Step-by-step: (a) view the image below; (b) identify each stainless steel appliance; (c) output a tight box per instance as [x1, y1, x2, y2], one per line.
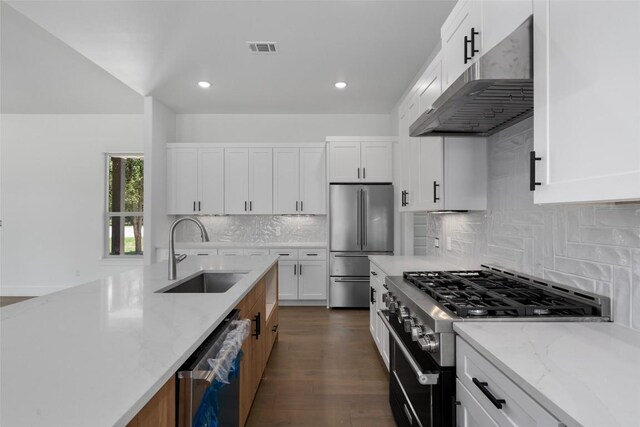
[177, 310, 243, 427]
[380, 265, 610, 427]
[329, 184, 393, 308]
[410, 17, 533, 138]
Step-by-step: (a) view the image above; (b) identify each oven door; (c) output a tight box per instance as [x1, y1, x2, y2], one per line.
[378, 310, 455, 427]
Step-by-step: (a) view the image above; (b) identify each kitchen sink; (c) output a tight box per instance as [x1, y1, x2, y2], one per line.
[159, 272, 248, 293]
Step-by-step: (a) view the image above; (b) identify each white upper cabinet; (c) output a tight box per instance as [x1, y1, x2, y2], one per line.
[441, 0, 532, 92]
[167, 148, 199, 214]
[248, 148, 273, 214]
[398, 99, 412, 212]
[361, 142, 393, 182]
[225, 148, 272, 214]
[274, 147, 326, 215]
[273, 148, 300, 215]
[328, 141, 360, 182]
[533, 0, 640, 203]
[299, 147, 326, 214]
[417, 54, 443, 118]
[441, 0, 482, 89]
[198, 148, 224, 214]
[328, 139, 393, 183]
[167, 148, 223, 215]
[224, 148, 250, 214]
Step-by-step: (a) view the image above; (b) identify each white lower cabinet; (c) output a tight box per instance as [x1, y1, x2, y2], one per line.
[277, 260, 299, 300]
[457, 379, 499, 427]
[269, 248, 327, 302]
[369, 262, 389, 370]
[457, 337, 561, 426]
[298, 261, 327, 300]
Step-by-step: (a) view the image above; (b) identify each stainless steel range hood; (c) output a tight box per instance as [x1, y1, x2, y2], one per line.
[410, 17, 533, 138]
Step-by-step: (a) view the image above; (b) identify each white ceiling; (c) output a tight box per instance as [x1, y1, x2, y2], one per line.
[3, 0, 455, 114]
[0, 2, 143, 114]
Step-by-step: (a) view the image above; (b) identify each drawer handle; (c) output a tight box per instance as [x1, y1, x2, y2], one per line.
[306, 253, 318, 256]
[371, 271, 377, 276]
[472, 377, 506, 409]
[272, 324, 279, 333]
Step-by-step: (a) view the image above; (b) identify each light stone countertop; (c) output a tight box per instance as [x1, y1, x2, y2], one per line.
[368, 255, 476, 276]
[0, 255, 278, 427]
[157, 241, 327, 249]
[454, 322, 640, 427]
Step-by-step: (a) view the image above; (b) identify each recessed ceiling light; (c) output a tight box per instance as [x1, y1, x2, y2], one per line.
[198, 81, 211, 88]
[334, 81, 347, 89]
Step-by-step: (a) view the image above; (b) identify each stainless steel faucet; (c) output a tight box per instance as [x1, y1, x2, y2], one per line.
[168, 217, 210, 280]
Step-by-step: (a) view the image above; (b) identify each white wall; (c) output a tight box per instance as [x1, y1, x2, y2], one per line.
[144, 98, 175, 265]
[176, 114, 391, 143]
[0, 114, 144, 295]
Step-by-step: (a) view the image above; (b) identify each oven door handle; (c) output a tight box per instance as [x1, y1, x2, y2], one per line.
[378, 310, 439, 386]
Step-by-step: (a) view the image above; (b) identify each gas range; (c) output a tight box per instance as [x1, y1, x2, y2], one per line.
[383, 265, 611, 367]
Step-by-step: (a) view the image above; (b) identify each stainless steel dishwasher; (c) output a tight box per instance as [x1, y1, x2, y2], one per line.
[176, 309, 249, 427]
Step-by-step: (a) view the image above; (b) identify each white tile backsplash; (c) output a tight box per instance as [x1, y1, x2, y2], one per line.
[175, 215, 326, 244]
[414, 117, 640, 330]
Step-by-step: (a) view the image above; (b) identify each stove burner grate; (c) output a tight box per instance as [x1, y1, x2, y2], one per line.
[403, 270, 599, 319]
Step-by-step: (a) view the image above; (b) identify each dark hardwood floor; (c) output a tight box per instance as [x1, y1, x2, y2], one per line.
[246, 306, 396, 427]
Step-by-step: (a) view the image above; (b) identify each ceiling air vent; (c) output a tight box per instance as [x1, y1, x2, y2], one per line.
[247, 41, 278, 54]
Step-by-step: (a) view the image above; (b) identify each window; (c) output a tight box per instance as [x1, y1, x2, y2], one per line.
[106, 154, 143, 257]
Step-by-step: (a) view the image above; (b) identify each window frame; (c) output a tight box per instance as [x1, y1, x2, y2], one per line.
[104, 153, 144, 259]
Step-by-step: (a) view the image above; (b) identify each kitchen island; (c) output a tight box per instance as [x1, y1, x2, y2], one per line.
[0, 255, 278, 426]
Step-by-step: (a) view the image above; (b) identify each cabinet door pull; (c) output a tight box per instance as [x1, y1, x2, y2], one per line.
[371, 271, 377, 276]
[299, 263, 302, 275]
[300, 201, 303, 212]
[464, 35, 471, 64]
[529, 151, 542, 191]
[296, 201, 299, 212]
[433, 181, 440, 204]
[357, 167, 360, 179]
[363, 168, 366, 179]
[198, 201, 201, 211]
[472, 377, 506, 409]
[370, 287, 376, 304]
[294, 264, 297, 275]
[470, 27, 480, 57]
[250, 201, 253, 211]
[244, 201, 247, 211]
[252, 312, 261, 339]
[193, 201, 196, 212]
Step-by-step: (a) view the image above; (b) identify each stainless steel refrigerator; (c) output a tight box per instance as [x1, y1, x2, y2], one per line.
[329, 184, 394, 308]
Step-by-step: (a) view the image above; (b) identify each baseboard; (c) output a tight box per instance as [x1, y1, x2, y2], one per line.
[278, 300, 327, 307]
[0, 286, 67, 297]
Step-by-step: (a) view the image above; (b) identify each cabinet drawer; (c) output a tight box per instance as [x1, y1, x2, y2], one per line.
[218, 248, 244, 256]
[369, 263, 386, 283]
[456, 337, 561, 427]
[269, 248, 298, 258]
[456, 379, 499, 427]
[244, 248, 269, 256]
[299, 249, 326, 260]
[189, 249, 218, 256]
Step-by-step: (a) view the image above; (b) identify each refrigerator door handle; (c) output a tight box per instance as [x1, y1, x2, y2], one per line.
[362, 189, 367, 247]
[356, 189, 361, 247]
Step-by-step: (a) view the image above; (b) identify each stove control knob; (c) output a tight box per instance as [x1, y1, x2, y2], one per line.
[411, 325, 425, 342]
[418, 334, 439, 353]
[397, 306, 409, 323]
[403, 317, 416, 333]
[389, 301, 398, 312]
